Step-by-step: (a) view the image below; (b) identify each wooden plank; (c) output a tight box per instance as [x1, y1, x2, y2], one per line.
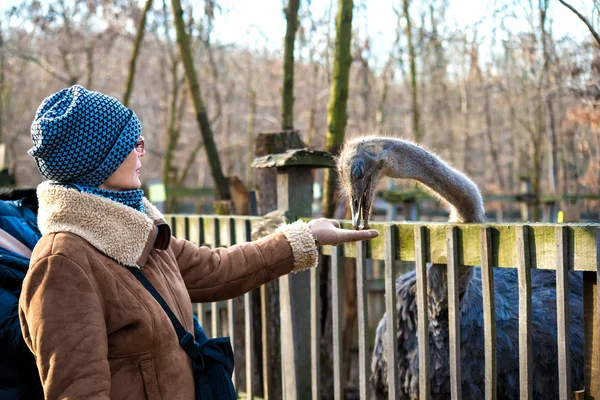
[212, 302, 220, 338]
[277, 168, 313, 399]
[199, 217, 205, 246]
[227, 297, 237, 388]
[195, 216, 207, 332]
[251, 148, 335, 169]
[226, 224, 238, 391]
[187, 216, 201, 246]
[356, 240, 370, 399]
[583, 271, 599, 398]
[516, 226, 532, 400]
[414, 225, 430, 399]
[174, 215, 187, 239]
[446, 227, 461, 400]
[245, 291, 254, 400]
[331, 246, 344, 400]
[234, 219, 251, 245]
[260, 284, 272, 400]
[555, 226, 571, 400]
[319, 222, 600, 271]
[583, 228, 600, 398]
[310, 257, 320, 400]
[480, 227, 497, 400]
[211, 218, 221, 339]
[203, 218, 215, 248]
[596, 227, 600, 397]
[208, 216, 229, 247]
[384, 226, 399, 399]
[196, 303, 205, 331]
[167, 217, 600, 272]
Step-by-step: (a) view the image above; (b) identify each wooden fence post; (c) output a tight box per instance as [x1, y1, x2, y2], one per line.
[253, 149, 334, 400]
[583, 227, 600, 399]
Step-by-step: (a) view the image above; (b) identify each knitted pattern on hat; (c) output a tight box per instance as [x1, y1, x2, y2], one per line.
[29, 85, 142, 186]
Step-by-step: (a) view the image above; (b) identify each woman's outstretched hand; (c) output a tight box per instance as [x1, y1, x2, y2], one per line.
[307, 218, 379, 247]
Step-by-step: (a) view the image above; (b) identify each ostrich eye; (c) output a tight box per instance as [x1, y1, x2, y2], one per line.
[351, 161, 364, 180]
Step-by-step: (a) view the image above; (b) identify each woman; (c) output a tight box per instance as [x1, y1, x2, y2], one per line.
[19, 85, 378, 400]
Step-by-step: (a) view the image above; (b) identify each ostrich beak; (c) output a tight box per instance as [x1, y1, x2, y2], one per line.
[352, 196, 363, 230]
[351, 177, 372, 230]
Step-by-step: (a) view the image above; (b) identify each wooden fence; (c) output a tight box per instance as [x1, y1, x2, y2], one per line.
[165, 213, 600, 399]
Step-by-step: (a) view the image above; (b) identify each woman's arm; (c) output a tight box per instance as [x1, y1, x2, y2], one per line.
[19, 255, 111, 400]
[173, 220, 318, 303]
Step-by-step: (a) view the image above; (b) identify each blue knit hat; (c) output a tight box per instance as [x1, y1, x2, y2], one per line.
[28, 85, 142, 186]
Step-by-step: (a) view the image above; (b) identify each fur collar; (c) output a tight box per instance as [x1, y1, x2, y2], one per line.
[37, 181, 171, 267]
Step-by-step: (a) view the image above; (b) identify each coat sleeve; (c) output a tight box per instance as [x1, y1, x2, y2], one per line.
[173, 220, 319, 303]
[19, 255, 111, 400]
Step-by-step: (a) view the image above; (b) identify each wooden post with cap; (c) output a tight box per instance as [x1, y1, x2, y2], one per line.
[253, 148, 334, 400]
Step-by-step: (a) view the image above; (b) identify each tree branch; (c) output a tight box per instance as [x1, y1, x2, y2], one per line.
[558, 0, 600, 47]
[176, 138, 204, 185]
[8, 49, 72, 84]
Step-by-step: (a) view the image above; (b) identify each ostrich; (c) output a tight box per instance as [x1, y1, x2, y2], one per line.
[337, 136, 583, 399]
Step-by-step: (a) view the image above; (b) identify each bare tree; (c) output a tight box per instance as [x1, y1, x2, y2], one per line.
[170, 0, 230, 202]
[282, 0, 300, 130]
[321, 0, 354, 219]
[402, 0, 421, 141]
[123, 0, 154, 107]
[558, 0, 600, 47]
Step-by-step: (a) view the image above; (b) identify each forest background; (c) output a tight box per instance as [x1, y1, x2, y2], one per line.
[1, 0, 599, 219]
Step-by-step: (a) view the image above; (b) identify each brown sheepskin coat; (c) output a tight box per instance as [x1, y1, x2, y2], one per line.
[19, 182, 318, 400]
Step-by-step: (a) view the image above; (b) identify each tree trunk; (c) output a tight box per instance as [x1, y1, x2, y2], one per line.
[123, 0, 153, 107]
[546, 96, 558, 194]
[539, 0, 558, 193]
[358, 56, 371, 132]
[321, 0, 353, 219]
[403, 0, 420, 142]
[484, 84, 505, 190]
[220, 103, 231, 174]
[460, 37, 471, 174]
[320, 2, 354, 397]
[163, 61, 184, 213]
[376, 60, 392, 129]
[170, 0, 230, 201]
[282, 0, 300, 131]
[306, 63, 319, 147]
[246, 88, 256, 187]
[85, 46, 94, 90]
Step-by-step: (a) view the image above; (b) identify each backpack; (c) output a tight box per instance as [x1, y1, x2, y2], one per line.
[189, 316, 237, 399]
[128, 267, 237, 400]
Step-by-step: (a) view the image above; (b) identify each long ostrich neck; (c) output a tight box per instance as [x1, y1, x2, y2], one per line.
[373, 138, 484, 309]
[381, 139, 485, 223]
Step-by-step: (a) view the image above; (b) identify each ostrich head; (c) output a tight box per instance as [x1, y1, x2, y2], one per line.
[338, 136, 485, 229]
[338, 138, 386, 230]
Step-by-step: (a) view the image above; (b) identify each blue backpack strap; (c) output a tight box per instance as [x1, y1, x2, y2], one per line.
[127, 267, 198, 357]
[127, 266, 237, 400]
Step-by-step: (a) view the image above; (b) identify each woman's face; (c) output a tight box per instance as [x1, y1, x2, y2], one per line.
[99, 138, 145, 191]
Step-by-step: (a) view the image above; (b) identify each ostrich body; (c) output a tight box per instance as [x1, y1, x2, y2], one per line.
[337, 136, 583, 399]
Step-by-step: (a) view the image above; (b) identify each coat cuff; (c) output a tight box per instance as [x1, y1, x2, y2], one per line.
[276, 220, 318, 272]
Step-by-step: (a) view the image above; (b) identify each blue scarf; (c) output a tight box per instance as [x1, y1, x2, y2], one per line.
[69, 184, 145, 213]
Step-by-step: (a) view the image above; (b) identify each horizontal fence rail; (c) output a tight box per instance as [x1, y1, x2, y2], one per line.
[165, 214, 600, 400]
